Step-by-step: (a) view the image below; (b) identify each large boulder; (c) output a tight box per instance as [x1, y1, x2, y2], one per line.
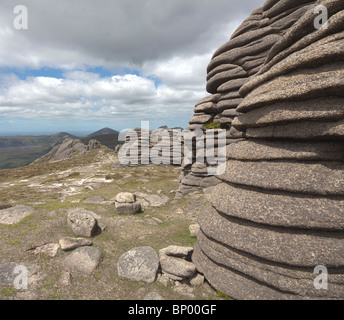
[177, 0, 314, 196]
[114, 193, 142, 215]
[63, 247, 102, 275]
[193, 0, 344, 300]
[67, 209, 98, 238]
[117, 247, 159, 284]
[0, 206, 34, 225]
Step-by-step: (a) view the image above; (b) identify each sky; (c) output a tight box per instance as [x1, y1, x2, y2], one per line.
[0, 0, 263, 136]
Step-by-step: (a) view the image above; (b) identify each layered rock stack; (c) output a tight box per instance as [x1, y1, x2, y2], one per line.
[177, 0, 316, 196]
[120, 128, 179, 166]
[193, 0, 344, 299]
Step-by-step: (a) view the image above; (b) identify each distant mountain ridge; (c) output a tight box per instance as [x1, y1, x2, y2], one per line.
[81, 127, 122, 151]
[0, 133, 77, 149]
[0, 132, 78, 169]
[87, 128, 119, 137]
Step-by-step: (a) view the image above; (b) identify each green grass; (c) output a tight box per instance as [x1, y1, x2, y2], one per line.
[0, 150, 100, 183]
[172, 225, 198, 247]
[0, 144, 53, 169]
[1, 287, 18, 297]
[216, 291, 231, 300]
[203, 122, 229, 130]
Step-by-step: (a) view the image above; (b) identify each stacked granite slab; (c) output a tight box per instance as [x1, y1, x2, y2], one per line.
[121, 128, 180, 165]
[177, 0, 314, 196]
[193, 0, 344, 299]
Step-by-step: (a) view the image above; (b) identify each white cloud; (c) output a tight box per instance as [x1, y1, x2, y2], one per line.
[0, 0, 263, 129]
[0, 72, 205, 125]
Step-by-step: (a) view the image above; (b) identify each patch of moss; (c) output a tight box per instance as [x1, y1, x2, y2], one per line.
[1, 287, 18, 297]
[216, 290, 231, 300]
[5, 239, 22, 246]
[64, 172, 81, 179]
[171, 223, 197, 247]
[203, 122, 229, 130]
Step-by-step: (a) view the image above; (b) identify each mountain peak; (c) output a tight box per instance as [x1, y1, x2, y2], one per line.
[88, 128, 119, 137]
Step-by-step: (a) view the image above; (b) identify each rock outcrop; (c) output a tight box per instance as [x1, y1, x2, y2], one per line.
[119, 128, 180, 166]
[193, 0, 344, 299]
[177, 0, 316, 196]
[114, 192, 142, 215]
[33, 137, 100, 163]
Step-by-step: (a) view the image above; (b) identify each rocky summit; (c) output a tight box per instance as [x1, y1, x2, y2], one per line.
[177, 0, 316, 197]
[0, 144, 219, 300]
[33, 137, 100, 163]
[193, 0, 344, 300]
[0, 0, 343, 302]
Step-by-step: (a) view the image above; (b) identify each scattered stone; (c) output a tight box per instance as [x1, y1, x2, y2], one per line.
[152, 217, 163, 224]
[115, 202, 142, 215]
[83, 196, 104, 204]
[117, 247, 160, 284]
[159, 246, 194, 258]
[142, 218, 159, 226]
[189, 224, 200, 237]
[173, 282, 195, 299]
[0, 206, 34, 225]
[190, 273, 205, 287]
[162, 271, 184, 282]
[143, 292, 165, 300]
[115, 192, 136, 203]
[58, 272, 71, 287]
[115, 192, 142, 215]
[67, 209, 98, 238]
[30, 243, 60, 257]
[135, 193, 169, 207]
[160, 255, 196, 279]
[158, 273, 170, 286]
[63, 247, 102, 275]
[59, 237, 93, 251]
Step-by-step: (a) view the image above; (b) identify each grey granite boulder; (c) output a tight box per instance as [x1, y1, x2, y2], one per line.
[59, 237, 93, 251]
[63, 247, 102, 275]
[115, 202, 142, 215]
[115, 192, 142, 214]
[160, 255, 196, 279]
[117, 247, 159, 284]
[143, 292, 165, 300]
[0, 206, 34, 225]
[67, 209, 98, 238]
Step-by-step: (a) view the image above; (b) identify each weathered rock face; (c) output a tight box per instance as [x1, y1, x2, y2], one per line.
[193, 0, 344, 300]
[117, 247, 160, 284]
[33, 137, 100, 163]
[114, 192, 142, 215]
[67, 209, 98, 238]
[0, 206, 34, 225]
[119, 128, 180, 166]
[177, 0, 317, 197]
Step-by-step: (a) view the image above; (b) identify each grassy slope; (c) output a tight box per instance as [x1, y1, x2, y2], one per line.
[0, 149, 222, 300]
[0, 134, 78, 169]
